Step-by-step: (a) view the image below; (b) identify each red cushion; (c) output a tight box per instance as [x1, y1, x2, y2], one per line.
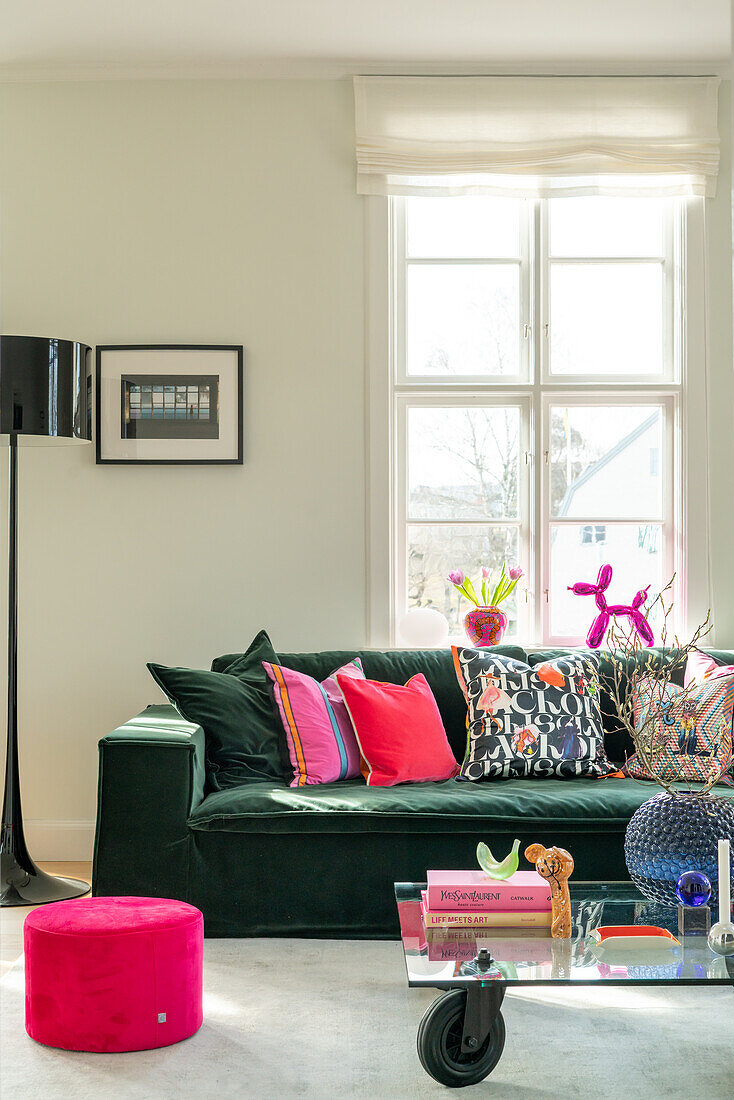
[24, 896, 203, 1053]
[337, 672, 459, 786]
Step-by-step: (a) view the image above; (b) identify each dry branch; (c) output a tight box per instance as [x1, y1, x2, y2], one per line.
[603, 575, 727, 796]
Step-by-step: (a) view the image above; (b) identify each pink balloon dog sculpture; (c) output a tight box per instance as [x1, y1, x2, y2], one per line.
[568, 564, 655, 648]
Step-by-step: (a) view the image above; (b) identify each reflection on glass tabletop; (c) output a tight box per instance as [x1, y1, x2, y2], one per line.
[395, 881, 734, 987]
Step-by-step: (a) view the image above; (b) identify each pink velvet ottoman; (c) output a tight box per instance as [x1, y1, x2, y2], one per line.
[24, 896, 203, 1053]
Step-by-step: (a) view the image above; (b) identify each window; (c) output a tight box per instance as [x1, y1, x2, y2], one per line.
[580, 526, 607, 546]
[382, 193, 686, 644]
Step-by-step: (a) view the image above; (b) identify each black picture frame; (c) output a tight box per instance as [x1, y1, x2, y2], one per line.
[95, 344, 244, 465]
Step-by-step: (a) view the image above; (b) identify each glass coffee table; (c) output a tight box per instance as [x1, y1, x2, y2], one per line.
[396, 880, 734, 1088]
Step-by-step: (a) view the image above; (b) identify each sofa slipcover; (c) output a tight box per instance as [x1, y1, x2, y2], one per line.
[93, 647, 734, 937]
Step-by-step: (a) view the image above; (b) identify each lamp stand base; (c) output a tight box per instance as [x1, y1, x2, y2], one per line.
[1, 435, 91, 909]
[0, 849, 90, 907]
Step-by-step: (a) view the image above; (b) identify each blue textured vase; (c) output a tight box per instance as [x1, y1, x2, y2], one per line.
[624, 792, 734, 906]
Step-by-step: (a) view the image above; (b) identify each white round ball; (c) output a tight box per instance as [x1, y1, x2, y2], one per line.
[708, 921, 734, 956]
[398, 607, 449, 648]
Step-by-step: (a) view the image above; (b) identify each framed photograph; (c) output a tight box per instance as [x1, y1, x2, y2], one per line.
[96, 344, 243, 464]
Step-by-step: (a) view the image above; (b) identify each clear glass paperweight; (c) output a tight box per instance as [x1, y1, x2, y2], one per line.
[678, 904, 711, 936]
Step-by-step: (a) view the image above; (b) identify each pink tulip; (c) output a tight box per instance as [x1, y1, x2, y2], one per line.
[508, 566, 524, 581]
[481, 567, 491, 579]
[447, 571, 465, 586]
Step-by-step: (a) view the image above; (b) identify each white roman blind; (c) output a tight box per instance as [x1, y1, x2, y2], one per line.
[354, 76, 720, 198]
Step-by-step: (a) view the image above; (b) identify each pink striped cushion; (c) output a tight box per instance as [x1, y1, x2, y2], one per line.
[263, 659, 364, 786]
[685, 649, 734, 689]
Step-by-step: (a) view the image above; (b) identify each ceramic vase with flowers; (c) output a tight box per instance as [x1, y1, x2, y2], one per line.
[447, 564, 524, 647]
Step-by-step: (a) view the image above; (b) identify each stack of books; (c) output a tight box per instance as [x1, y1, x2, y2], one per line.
[422, 870, 552, 932]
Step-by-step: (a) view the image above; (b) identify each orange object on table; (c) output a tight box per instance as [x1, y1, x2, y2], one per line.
[589, 925, 680, 948]
[524, 844, 574, 939]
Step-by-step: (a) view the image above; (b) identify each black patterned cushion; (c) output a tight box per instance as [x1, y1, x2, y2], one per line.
[452, 647, 613, 780]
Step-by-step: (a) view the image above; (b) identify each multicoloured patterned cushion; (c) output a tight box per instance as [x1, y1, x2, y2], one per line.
[452, 647, 612, 780]
[263, 658, 365, 787]
[626, 674, 734, 786]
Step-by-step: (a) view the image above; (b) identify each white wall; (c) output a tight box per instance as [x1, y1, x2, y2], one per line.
[0, 80, 365, 856]
[0, 77, 732, 858]
[706, 82, 734, 645]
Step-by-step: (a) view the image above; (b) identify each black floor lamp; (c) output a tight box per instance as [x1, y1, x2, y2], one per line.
[1, 335, 92, 906]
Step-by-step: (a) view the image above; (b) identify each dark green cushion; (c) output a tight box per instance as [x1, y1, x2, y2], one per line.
[148, 629, 282, 790]
[188, 775, 734, 835]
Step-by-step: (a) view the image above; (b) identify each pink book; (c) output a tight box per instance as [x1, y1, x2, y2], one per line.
[426, 870, 551, 912]
[420, 891, 550, 928]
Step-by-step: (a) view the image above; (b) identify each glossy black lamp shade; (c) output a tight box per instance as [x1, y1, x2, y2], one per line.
[1, 335, 92, 906]
[0, 335, 92, 440]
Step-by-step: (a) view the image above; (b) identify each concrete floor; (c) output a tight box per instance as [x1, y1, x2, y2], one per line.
[2, 867, 734, 1099]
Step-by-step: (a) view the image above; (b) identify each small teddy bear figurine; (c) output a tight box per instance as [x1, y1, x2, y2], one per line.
[524, 843, 574, 939]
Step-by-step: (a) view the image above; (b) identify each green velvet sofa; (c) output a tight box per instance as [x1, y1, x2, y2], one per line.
[92, 644, 734, 938]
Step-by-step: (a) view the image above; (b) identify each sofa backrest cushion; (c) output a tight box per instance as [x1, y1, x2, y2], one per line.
[213, 649, 358, 680]
[214, 644, 527, 763]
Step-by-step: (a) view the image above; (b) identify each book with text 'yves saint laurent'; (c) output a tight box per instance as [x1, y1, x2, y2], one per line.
[426, 870, 551, 913]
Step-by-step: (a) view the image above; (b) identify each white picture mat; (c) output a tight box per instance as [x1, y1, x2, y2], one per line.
[98, 348, 240, 461]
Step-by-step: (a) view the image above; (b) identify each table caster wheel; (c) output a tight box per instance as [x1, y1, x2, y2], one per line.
[417, 989, 506, 1087]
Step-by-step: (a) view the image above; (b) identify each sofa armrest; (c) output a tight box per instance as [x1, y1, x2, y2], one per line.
[92, 704, 206, 901]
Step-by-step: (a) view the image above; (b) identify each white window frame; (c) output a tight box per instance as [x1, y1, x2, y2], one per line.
[538, 201, 680, 386]
[366, 195, 710, 647]
[539, 390, 677, 645]
[395, 394, 533, 641]
[393, 198, 534, 386]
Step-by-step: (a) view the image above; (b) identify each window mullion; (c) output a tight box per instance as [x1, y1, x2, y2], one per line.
[393, 199, 407, 386]
[534, 198, 545, 643]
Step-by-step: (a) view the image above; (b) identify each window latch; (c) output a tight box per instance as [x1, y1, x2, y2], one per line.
[523, 323, 531, 339]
